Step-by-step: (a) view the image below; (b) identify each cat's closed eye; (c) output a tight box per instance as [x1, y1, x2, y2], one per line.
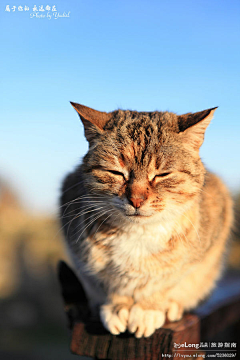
[107, 170, 125, 178]
[152, 172, 172, 182]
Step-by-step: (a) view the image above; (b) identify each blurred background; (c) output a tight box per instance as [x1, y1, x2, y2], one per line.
[0, 0, 240, 358]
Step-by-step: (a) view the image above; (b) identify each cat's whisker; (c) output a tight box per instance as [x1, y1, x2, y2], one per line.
[75, 209, 113, 243]
[174, 209, 201, 244]
[174, 220, 189, 245]
[61, 204, 103, 219]
[58, 205, 106, 238]
[109, 210, 124, 226]
[70, 207, 107, 235]
[62, 200, 108, 217]
[175, 232, 184, 246]
[92, 211, 117, 239]
[74, 200, 107, 204]
[60, 194, 107, 209]
[60, 196, 83, 210]
[62, 200, 93, 218]
[112, 204, 125, 212]
[61, 180, 85, 194]
[60, 196, 93, 216]
[61, 195, 108, 217]
[183, 215, 201, 244]
[71, 194, 106, 199]
[67, 206, 108, 237]
[53, 207, 98, 242]
[198, 188, 214, 199]
[93, 210, 122, 243]
[60, 196, 102, 208]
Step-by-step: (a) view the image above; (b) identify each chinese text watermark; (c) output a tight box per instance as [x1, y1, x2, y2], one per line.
[4, 5, 70, 19]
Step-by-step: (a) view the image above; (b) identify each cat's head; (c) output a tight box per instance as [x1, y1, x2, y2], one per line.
[71, 102, 217, 224]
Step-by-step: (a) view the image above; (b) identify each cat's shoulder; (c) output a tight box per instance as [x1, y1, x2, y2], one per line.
[204, 170, 228, 193]
[203, 170, 232, 209]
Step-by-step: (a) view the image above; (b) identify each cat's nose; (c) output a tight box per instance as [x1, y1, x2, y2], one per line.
[129, 197, 144, 209]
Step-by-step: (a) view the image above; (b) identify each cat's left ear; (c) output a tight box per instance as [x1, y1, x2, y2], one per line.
[178, 107, 218, 149]
[70, 102, 111, 143]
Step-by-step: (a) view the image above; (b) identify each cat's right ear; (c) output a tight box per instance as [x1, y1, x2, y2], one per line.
[178, 107, 217, 150]
[70, 102, 111, 143]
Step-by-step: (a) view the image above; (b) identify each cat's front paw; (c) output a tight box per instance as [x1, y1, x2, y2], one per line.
[167, 301, 183, 322]
[100, 304, 129, 335]
[128, 304, 165, 338]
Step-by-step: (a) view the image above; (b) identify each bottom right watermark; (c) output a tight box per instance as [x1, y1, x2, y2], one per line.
[161, 341, 237, 358]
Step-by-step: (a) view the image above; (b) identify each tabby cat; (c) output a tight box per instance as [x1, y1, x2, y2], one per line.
[60, 102, 233, 338]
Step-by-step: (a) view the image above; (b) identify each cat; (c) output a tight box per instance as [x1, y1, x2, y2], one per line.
[60, 102, 233, 338]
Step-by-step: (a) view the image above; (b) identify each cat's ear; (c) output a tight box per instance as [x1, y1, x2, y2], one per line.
[70, 102, 111, 143]
[178, 107, 218, 149]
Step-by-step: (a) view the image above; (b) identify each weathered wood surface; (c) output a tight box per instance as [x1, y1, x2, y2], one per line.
[58, 261, 240, 359]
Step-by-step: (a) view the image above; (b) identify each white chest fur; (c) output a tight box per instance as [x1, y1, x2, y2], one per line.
[78, 217, 180, 300]
[112, 222, 171, 263]
[89, 218, 175, 277]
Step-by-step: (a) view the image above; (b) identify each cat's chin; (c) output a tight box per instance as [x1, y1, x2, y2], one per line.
[126, 214, 154, 224]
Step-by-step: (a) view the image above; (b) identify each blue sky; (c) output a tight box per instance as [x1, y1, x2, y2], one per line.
[1, 0, 240, 214]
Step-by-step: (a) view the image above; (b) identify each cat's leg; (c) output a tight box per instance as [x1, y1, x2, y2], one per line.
[127, 293, 184, 338]
[100, 294, 134, 335]
[128, 304, 166, 338]
[127, 237, 227, 338]
[167, 301, 184, 322]
[126, 290, 167, 338]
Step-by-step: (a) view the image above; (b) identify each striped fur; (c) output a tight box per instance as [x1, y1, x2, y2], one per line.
[60, 104, 233, 337]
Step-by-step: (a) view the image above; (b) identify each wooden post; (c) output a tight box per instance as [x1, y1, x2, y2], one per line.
[58, 261, 240, 360]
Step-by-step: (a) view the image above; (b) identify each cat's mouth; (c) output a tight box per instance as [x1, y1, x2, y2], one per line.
[127, 209, 152, 218]
[125, 212, 154, 224]
[128, 213, 149, 217]
[122, 204, 154, 219]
